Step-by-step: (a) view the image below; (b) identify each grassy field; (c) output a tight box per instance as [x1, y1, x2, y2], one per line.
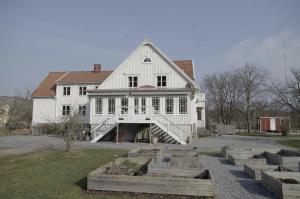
[0, 149, 132, 199]
[277, 139, 300, 152]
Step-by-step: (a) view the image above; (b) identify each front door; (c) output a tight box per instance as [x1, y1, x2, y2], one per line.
[270, 118, 276, 131]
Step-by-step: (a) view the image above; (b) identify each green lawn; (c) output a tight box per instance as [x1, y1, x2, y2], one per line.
[277, 139, 300, 152]
[0, 149, 131, 199]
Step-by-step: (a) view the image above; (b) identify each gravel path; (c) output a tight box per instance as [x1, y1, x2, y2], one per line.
[200, 156, 278, 199]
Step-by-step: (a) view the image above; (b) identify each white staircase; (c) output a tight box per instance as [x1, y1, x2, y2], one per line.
[91, 115, 117, 143]
[152, 114, 187, 145]
[90, 108, 188, 145]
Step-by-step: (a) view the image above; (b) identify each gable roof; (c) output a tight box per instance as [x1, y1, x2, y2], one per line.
[141, 39, 197, 87]
[32, 72, 67, 97]
[32, 71, 112, 97]
[173, 60, 195, 80]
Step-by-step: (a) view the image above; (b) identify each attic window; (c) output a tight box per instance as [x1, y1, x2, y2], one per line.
[143, 58, 151, 63]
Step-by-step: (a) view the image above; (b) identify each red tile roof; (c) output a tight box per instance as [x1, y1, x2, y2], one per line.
[32, 72, 67, 97]
[57, 71, 113, 84]
[32, 60, 194, 97]
[173, 60, 195, 80]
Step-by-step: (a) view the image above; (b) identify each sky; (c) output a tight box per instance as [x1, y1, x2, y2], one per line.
[0, 0, 300, 96]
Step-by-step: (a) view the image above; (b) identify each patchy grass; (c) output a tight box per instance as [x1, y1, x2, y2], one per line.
[236, 132, 283, 137]
[277, 139, 300, 152]
[0, 149, 130, 199]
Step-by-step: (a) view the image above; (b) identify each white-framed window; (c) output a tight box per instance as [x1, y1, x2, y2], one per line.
[108, 98, 115, 114]
[128, 76, 138, 88]
[62, 105, 70, 116]
[79, 86, 87, 95]
[197, 107, 202, 120]
[63, 87, 70, 96]
[134, 97, 139, 114]
[179, 97, 187, 114]
[141, 97, 146, 114]
[157, 76, 167, 87]
[165, 97, 173, 114]
[152, 97, 160, 114]
[79, 105, 86, 115]
[121, 97, 128, 114]
[95, 98, 102, 114]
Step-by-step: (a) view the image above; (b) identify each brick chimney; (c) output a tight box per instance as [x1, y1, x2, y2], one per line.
[93, 64, 101, 73]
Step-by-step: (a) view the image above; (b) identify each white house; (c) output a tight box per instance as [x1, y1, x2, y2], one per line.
[32, 39, 205, 144]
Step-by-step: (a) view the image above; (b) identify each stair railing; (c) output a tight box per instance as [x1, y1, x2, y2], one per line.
[92, 114, 116, 139]
[151, 108, 189, 144]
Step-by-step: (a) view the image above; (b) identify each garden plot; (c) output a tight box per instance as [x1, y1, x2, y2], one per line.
[222, 146, 280, 159]
[87, 156, 215, 198]
[147, 153, 203, 177]
[228, 153, 266, 166]
[261, 171, 300, 199]
[263, 149, 300, 171]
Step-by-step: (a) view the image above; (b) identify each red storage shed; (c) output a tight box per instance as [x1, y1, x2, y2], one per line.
[259, 117, 283, 132]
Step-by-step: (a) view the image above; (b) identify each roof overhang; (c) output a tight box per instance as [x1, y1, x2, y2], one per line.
[88, 88, 194, 96]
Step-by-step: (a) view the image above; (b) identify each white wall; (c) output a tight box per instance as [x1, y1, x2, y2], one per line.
[99, 44, 189, 89]
[32, 98, 56, 124]
[55, 84, 98, 123]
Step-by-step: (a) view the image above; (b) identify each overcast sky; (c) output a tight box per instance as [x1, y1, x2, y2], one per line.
[0, 0, 299, 96]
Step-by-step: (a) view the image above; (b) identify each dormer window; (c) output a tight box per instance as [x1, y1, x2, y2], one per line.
[143, 58, 151, 63]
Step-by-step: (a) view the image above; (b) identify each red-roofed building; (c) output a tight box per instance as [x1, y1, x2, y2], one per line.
[32, 39, 206, 144]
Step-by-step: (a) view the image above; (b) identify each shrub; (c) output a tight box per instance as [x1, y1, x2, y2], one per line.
[281, 123, 289, 136]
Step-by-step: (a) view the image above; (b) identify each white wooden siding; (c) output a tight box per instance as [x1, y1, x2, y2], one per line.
[98, 45, 188, 89]
[32, 98, 56, 124]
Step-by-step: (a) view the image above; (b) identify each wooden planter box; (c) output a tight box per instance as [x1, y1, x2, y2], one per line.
[264, 150, 300, 171]
[228, 153, 266, 166]
[148, 156, 203, 177]
[87, 157, 215, 197]
[244, 164, 278, 180]
[261, 171, 300, 199]
[128, 146, 162, 158]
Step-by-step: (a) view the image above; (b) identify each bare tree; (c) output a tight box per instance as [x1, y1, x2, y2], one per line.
[271, 67, 300, 114]
[237, 63, 269, 133]
[6, 88, 33, 130]
[204, 71, 243, 125]
[270, 67, 300, 131]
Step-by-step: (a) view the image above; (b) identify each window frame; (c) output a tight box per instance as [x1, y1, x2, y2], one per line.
[79, 86, 87, 95]
[108, 98, 115, 114]
[157, 75, 167, 87]
[141, 97, 146, 114]
[179, 97, 188, 115]
[95, 98, 103, 114]
[134, 97, 139, 114]
[63, 86, 71, 96]
[62, 105, 70, 116]
[165, 97, 174, 115]
[121, 97, 128, 114]
[78, 105, 86, 116]
[152, 97, 160, 114]
[128, 76, 138, 88]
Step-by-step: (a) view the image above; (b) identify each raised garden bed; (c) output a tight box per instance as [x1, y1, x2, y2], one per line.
[148, 155, 203, 178]
[263, 149, 300, 171]
[87, 157, 215, 198]
[128, 146, 162, 158]
[228, 153, 266, 166]
[244, 164, 279, 180]
[261, 171, 300, 199]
